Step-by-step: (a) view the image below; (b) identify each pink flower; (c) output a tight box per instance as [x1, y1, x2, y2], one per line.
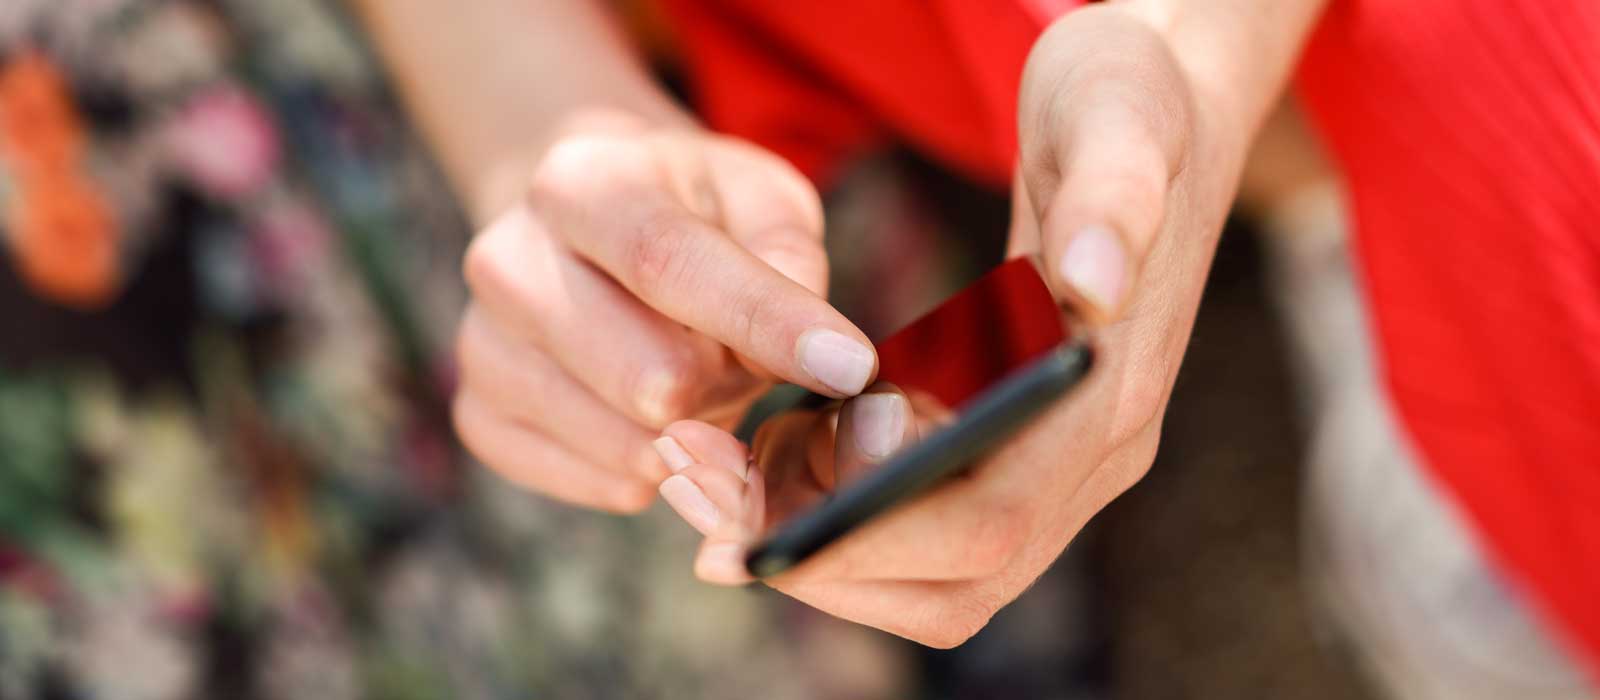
[164, 86, 280, 198]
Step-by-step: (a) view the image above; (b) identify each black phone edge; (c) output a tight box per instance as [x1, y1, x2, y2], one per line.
[744, 340, 1094, 578]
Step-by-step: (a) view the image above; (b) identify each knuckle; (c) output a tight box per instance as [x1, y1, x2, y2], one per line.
[1106, 335, 1173, 446]
[1097, 158, 1168, 245]
[620, 212, 694, 299]
[452, 394, 495, 468]
[916, 594, 1000, 649]
[1112, 430, 1163, 495]
[455, 316, 555, 421]
[461, 235, 507, 299]
[1109, 376, 1165, 446]
[613, 439, 659, 481]
[460, 215, 558, 328]
[726, 282, 777, 357]
[453, 321, 487, 388]
[606, 483, 657, 514]
[1111, 152, 1167, 208]
[533, 137, 612, 193]
[1080, 433, 1162, 516]
[750, 232, 827, 291]
[733, 139, 826, 233]
[629, 354, 701, 427]
[1123, 434, 1161, 489]
[528, 136, 651, 222]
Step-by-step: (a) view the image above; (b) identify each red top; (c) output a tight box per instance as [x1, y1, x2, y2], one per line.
[1298, 0, 1600, 674]
[657, 0, 1600, 675]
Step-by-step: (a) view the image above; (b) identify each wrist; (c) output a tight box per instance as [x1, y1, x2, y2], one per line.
[1112, 0, 1327, 162]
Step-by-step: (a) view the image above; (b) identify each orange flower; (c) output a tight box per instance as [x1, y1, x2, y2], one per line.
[0, 50, 85, 176]
[0, 50, 122, 308]
[8, 172, 120, 309]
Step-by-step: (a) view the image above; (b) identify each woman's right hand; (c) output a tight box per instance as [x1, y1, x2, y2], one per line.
[453, 109, 878, 512]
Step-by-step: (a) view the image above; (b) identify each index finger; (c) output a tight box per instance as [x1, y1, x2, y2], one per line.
[532, 140, 878, 398]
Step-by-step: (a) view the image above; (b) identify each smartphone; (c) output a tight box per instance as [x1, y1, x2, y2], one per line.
[735, 257, 1095, 578]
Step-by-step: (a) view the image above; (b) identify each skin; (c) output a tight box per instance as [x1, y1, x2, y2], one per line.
[354, 0, 1327, 646]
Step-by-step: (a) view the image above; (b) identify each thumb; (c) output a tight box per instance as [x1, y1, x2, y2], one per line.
[1030, 107, 1180, 325]
[834, 382, 919, 487]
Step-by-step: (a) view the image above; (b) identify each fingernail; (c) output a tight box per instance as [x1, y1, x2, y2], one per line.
[695, 541, 755, 584]
[797, 329, 874, 396]
[853, 393, 907, 460]
[1058, 225, 1128, 314]
[652, 436, 694, 472]
[660, 474, 719, 534]
[636, 370, 679, 426]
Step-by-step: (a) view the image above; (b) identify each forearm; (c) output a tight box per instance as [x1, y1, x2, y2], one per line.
[350, 0, 690, 222]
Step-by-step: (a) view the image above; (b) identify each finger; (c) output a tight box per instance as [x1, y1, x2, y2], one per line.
[694, 539, 758, 586]
[659, 463, 751, 538]
[532, 140, 878, 398]
[674, 392, 1027, 583]
[1039, 114, 1173, 324]
[661, 415, 818, 529]
[453, 391, 655, 513]
[1012, 420, 1162, 580]
[691, 463, 767, 587]
[457, 304, 669, 481]
[768, 577, 1011, 649]
[656, 419, 751, 482]
[655, 420, 765, 542]
[905, 389, 956, 433]
[464, 205, 754, 428]
[767, 473, 1033, 583]
[1022, 52, 1189, 324]
[804, 405, 841, 491]
[684, 463, 769, 586]
[658, 414, 837, 557]
[833, 383, 919, 487]
[750, 409, 835, 522]
[703, 138, 828, 296]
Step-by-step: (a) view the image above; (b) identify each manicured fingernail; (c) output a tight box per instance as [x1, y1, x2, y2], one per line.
[660, 474, 719, 534]
[797, 329, 874, 396]
[695, 541, 755, 584]
[853, 393, 907, 460]
[1058, 225, 1128, 314]
[636, 370, 679, 426]
[652, 436, 694, 472]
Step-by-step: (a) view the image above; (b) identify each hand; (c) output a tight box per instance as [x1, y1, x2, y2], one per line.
[454, 109, 878, 512]
[651, 5, 1259, 646]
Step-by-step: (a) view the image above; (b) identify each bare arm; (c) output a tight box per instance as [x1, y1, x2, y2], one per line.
[349, 0, 691, 223]
[1137, 0, 1328, 144]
